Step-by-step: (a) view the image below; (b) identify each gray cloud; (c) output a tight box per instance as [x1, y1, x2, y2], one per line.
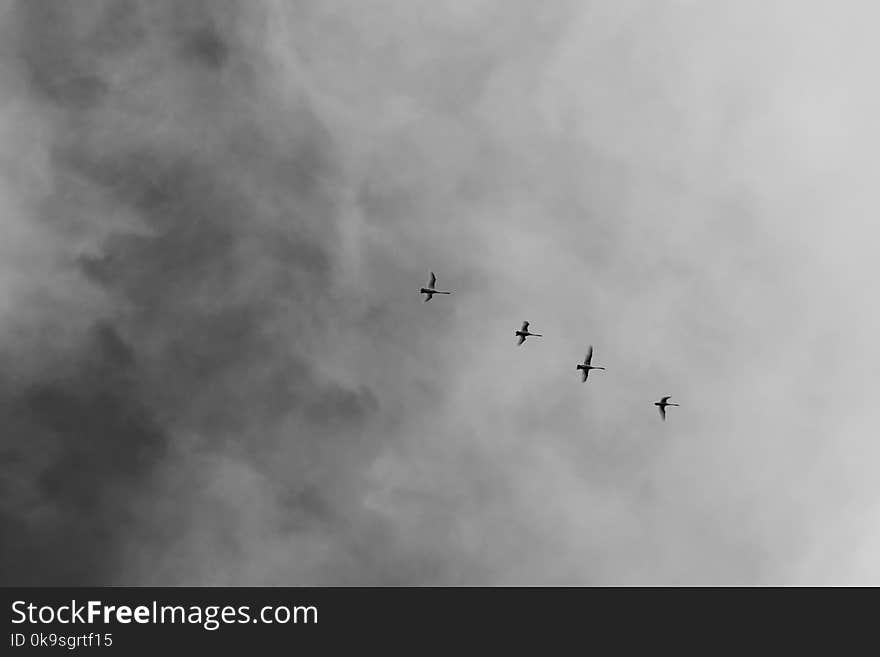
[1, 0, 878, 585]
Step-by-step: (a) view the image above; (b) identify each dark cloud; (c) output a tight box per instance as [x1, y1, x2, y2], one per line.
[15, 2, 109, 109]
[0, 323, 165, 584]
[0, 0, 384, 585]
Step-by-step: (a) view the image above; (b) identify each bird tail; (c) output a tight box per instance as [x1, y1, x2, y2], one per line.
[534, 333, 543, 337]
[436, 291, 451, 294]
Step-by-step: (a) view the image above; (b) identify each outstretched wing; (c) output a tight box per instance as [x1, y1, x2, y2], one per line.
[428, 272, 436, 288]
[517, 334, 526, 346]
[660, 395, 671, 404]
[658, 405, 666, 421]
[521, 321, 529, 332]
[585, 345, 593, 366]
[581, 368, 588, 382]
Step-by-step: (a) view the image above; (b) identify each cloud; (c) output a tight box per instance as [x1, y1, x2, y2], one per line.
[1, 0, 878, 585]
[0, 0, 384, 585]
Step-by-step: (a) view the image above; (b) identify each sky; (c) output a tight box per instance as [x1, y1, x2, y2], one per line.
[1, 0, 878, 585]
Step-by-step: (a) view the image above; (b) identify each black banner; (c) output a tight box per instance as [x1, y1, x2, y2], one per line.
[1, 586, 859, 652]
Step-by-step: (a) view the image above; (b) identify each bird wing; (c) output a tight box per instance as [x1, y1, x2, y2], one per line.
[521, 321, 529, 332]
[581, 368, 588, 382]
[660, 396, 671, 404]
[658, 405, 666, 420]
[517, 334, 526, 345]
[428, 272, 436, 288]
[585, 345, 593, 366]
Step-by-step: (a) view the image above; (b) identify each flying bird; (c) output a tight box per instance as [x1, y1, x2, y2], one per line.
[420, 272, 452, 302]
[654, 396, 679, 421]
[515, 321, 543, 346]
[576, 345, 605, 382]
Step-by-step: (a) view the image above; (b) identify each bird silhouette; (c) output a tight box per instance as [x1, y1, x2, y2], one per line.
[576, 345, 605, 382]
[420, 272, 452, 302]
[515, 321, 543, 345]
[654, 396, 679, 421]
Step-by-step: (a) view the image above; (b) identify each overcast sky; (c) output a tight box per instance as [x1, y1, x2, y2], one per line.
[1, 0, 878, 585]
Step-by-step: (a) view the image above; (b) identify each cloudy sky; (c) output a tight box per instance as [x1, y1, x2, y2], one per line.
[1, 0, 878, 585]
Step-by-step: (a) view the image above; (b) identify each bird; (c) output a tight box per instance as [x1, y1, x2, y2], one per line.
[515, 321, 543, 345]
[576, 345, 605, 382]
[420, 272, 452, 302]
[654, 396, 679, 421]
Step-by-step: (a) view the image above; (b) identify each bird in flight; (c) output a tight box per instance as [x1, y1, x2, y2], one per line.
[576, 345, 605, 382]
[420, 272, 452, 302]
[515, 321, 543, 346]
[654, 396, 679, 421]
